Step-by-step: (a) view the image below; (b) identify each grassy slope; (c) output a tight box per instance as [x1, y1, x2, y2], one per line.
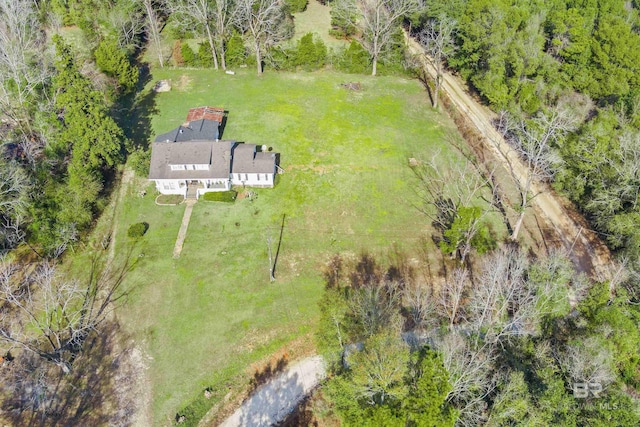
[292, 0, 348, 49]
[112, 69, 501, 424]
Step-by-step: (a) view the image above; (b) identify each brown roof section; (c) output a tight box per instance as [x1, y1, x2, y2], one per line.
[185, 106, 225, 124]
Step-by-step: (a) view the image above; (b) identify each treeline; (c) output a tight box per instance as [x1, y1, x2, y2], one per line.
[316, 249, 640, 425]
[411, 0, 640, 284]
[48, 0, 415, 75]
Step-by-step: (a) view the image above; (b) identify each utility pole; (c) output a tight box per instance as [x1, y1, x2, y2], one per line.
[267, 230, 275, 282]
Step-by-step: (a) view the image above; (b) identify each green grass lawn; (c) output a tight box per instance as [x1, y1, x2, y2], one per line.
[109, 68, 500, 425]
[292, 0, 348, 49]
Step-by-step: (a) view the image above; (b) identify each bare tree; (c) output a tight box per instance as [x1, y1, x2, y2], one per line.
[236, 0, 288, 74]
[143, 0, 166, 68]
[333, 0, 421, 76]
[213, 0, 237, 70]
[559, 337, 615, 392]
[468, 246, 536, 342]
[0, 254, 132, 373]
[164, 0, 220, 69]
[438, 267, 468, 327]
[103, 0, 146, 51]
[414, 154, 490, 233]
[496, 108, 578, 241]
[468, 247, 572, 344]
[0, 161, 31, 251]
[434, 332, 495, 427]
[418, 15, 456, 108]
[413, 153, 494, 262]
[403, 280, 437, 330]
[350, 280, 403, 338]
[0, 0, 51, 136]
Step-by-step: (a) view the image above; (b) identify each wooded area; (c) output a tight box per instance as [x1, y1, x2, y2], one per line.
[0, 0, 639, 425]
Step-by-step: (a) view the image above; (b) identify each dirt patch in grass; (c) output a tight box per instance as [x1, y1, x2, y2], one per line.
[175, 74, 193, 91]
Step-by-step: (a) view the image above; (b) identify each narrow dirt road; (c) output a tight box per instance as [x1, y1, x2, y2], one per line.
[101, 168, 154, 427]
[108, 168, 134, 262]
[405, 33, 613, 278]
[219, 356, 326, 427]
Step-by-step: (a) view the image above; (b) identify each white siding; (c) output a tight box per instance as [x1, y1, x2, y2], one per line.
[170, 164, 209, 171]
[230, 173, 274, 187]
[155, 179, 187, 196]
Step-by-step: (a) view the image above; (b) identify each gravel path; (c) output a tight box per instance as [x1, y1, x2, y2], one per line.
[219, 356, 326, 427]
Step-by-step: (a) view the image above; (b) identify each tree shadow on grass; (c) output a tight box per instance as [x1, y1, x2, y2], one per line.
[113, 63, 158, 151]
[248, 353, 289, 395]
[0, 321, 138, 427]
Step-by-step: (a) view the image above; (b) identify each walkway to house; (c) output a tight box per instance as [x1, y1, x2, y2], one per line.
[173, 199, 196, 258]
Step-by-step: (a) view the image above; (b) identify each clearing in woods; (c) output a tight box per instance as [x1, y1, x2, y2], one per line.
[112, 68, 505, 424]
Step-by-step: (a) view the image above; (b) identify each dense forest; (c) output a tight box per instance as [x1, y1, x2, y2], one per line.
[0, 0, 639, 425]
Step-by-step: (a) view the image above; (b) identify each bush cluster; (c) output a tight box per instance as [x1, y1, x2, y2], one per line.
[285, 0, 307, 13]
[127, 222, 149, 239]
[269, 32, 327, 71]
[172, 40, 231, 68]
[225, 31, 250, 67]
[128, 147, 150, 177]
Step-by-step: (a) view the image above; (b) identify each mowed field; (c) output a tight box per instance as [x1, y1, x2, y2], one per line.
[113, 69, 468, 424]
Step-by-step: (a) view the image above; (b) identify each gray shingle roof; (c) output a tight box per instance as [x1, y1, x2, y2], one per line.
[231, 144, 276, 174]
[154, 119, 220, 143]
[253, 151, 277, 173]
[149, 108, 278, 181]
[148, 140, 233, 180]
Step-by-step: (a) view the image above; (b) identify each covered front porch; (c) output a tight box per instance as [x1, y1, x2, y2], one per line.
[194, 179, 230, 198]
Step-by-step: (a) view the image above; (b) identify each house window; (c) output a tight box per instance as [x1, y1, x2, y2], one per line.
[170, 164, 186, 171]
[245, 174, 248, 181]
[257, 174, 260, 181]
[196, 164, 208, 170]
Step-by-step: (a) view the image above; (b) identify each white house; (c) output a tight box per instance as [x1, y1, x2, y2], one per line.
[148, 107, 278, 198]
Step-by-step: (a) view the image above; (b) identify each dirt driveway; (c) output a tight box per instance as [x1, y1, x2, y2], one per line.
[405, 33, 613, 279]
